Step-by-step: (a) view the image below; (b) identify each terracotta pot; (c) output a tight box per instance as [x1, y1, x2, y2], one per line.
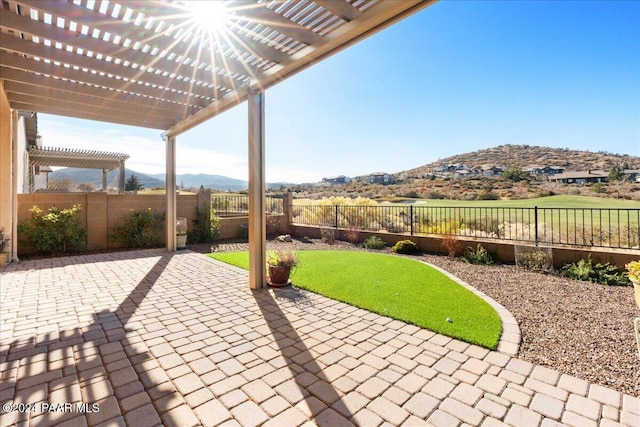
[268, 265, 291, 286]
[0, 252, 9, 267]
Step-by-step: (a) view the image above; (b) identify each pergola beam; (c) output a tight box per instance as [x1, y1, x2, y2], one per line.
[0, 54, 209, 107]
[314, 0, 363, 22]
[3, 81, 200, 117]
[0, 69, 204, 114]
[0, 37, 224, 101]
[8, 101, 171, 130]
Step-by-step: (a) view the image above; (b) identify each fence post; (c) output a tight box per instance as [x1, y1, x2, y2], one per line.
[335, 205, 339, 229]
[410, 205, 414, 236]
[283, 192, 293, 233]
[534, 206, 538, 246]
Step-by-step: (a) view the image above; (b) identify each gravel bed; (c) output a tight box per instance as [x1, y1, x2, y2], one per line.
[195, 238, 640, 397]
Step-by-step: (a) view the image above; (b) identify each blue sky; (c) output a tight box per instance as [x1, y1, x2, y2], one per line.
[38, 0, 640, 183]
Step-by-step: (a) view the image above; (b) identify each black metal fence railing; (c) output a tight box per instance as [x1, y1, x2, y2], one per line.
[291, 204, 640, 250]
[210, 194, 283, 216]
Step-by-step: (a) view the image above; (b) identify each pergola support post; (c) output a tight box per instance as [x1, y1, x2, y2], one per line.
[248, 88, 266, 289]
[165, 135, 176, 252]
[118, 160, 125, 194]
[102, 169, 107, 191]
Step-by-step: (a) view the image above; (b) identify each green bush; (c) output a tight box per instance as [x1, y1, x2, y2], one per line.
[321, 228, 336, 244]
[18, 204, 87, 255]
[392, 240, 418, 254]
[476, 191, 500, 200]
[561, 257, 630, 286]
[361, 236, 386, 250]
[462, 244, 494, 265]
[188, 203, 220, 244]
[515, 246, 553, 272]
[110, 208, 164, 248]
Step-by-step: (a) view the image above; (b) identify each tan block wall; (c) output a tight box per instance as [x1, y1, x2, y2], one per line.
[17, 193, 207, 254]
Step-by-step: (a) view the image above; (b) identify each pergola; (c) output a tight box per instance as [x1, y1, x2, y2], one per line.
[28, 147, 130, 192]
[0, 0, 436, 288]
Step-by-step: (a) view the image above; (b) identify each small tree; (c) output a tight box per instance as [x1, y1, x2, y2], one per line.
[608, 164, 623, 182]
[125, 174, 143, 191]
[502, 165, 525, 181]
[608, 163, 628, 199]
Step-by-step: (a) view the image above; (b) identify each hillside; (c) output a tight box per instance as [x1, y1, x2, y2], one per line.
[293, 145, 639, 201]
[49, 168, 164, 190]
[399, 145, 639, 178]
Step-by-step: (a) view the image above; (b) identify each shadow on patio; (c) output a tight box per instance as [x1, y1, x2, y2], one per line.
[1, 250, 358, 426]
[0, 253, 185, 426]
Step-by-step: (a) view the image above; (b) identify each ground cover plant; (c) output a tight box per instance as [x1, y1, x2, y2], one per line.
[209, 250, 502, 349]
[360, 236, 386, 250]
[560, 257, 630, 286]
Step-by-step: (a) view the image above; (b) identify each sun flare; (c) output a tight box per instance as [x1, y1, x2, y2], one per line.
[185, 1, 231, 33]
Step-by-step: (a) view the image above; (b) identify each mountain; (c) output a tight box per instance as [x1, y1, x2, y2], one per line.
[149, 173, 248, 191]
[50, 168, 295, 192]
[49, 168, 164, 190]
[399, 144, 639, 178]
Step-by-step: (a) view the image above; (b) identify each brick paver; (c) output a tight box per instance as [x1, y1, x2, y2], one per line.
[1, 249, 639, 427]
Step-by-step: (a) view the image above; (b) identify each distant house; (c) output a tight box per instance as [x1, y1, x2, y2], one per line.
[548, 170, 608, 184]
[363, 172, 396, 185]
[623, 169, 640, 182]
[453, 169, 473, 179]
[434, 163, 468, 173]
[322, 175, 351, 185]
[480, 165, 504, 176]
[525, 165, 565, 176]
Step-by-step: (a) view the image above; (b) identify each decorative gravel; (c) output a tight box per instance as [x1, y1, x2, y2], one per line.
[196, 238, 640, 397]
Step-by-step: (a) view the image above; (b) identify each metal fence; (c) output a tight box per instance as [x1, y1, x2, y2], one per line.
[291, 204, 640, 250]
[210, 194, 283, 216]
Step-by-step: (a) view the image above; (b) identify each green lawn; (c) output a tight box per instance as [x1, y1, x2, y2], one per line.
[294, 195, 638, 209]
[209, 250, 502, 349]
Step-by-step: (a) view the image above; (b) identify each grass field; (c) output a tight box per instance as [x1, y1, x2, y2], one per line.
[291, 195, 639, 247]
[209, 250, 502, 349]
[294, 195, 639, 209]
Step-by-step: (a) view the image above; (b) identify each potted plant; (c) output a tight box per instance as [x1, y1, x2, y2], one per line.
[176, 217, 188, 249]
[267, 249, 299, 287]
[0, 227, 10, 267]
[626, 261, 640, 309]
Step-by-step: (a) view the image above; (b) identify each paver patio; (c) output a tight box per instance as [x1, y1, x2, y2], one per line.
[1, 249, 638, 426]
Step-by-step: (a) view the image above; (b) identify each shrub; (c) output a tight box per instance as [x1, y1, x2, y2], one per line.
[343, 226, 360, 245]
[476, 191, 500, 200]
[110, 208, 164, 248]
[514, 246, 553, 272]
[426, 191, 446, 199]
[188, 202, 220, 244]
[561, 257, 630, 286]
[18, 205, 87, 255]
[463, 244, 494, 265]
[392, 240, 418, 254]
[361, 236, 386, 250]
[441, 235, 462, 257]
[321, 228, 336, 244]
